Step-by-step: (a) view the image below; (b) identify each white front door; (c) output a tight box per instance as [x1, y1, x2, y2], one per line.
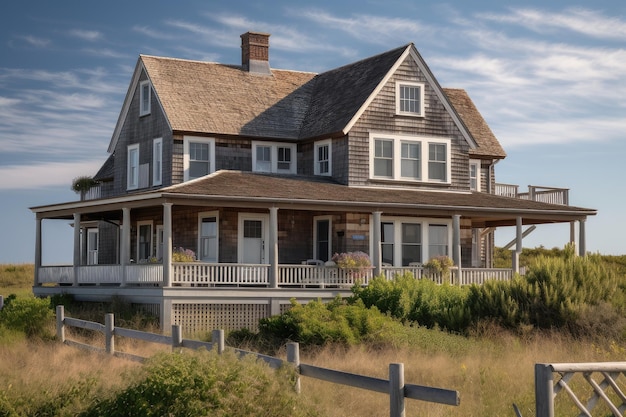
[238, 214, 269, 264]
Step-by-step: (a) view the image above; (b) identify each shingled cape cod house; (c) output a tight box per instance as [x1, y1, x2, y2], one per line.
[31, 32, 596, 333]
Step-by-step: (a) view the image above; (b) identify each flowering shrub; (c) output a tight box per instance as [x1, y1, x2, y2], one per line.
[332, 251, 371, 271]
[172, 247, 196, 262]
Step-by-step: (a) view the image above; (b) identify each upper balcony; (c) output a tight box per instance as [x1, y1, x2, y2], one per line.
[494, 184, 570, 206]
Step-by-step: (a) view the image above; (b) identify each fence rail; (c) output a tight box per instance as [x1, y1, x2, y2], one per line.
[535, 362, 626, 417]
[56, 306, 460, 416]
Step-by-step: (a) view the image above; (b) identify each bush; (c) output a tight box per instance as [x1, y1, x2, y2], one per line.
[0, 296, 54, 338]
[80, 349, 318, 417]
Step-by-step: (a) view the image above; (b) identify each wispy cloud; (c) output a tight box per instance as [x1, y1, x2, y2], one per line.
[68, 29, 103, 42]
[17, 35, 51, 48]
[478, 7, 626, 40]
[0, 159, 105, 190]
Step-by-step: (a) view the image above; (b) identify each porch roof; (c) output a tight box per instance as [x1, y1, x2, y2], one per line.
[32, 171, 596, 228]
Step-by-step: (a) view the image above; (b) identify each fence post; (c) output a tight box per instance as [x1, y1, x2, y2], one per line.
[535, 363, 554, 417]
[287, 342, 301, 394]
[212, 329, 224, 354]
[172, 324, 182, 350]
[105, 313, 114, 355]
[56, 305, 65, 342]
[389, 363, 405, 417]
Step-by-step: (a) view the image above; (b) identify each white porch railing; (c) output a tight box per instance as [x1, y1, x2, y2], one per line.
[494, 184, 570, 206]
[36, 264, 517, 288]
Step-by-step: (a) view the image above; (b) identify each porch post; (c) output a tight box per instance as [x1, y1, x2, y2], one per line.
[512, 216, 523, 274]
[269, 206, 278, 288]
[120, 207, 131, 286]
[34, 217, 42, 286]
[372, 211, 382, 276]
[452, 214, 462, 271]
[163, 203, 173, 287]
[73, 213, 81, 286]
[569, 221, 576, 255]
[579, 219, 586, 257]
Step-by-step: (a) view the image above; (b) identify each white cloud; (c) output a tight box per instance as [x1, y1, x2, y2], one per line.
[68, 29, 103, 42]
[0, 159, 105, 190]
[17, 35, 51, 48]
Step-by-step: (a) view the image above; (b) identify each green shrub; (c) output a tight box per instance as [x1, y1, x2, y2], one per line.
[0, 296, 53, 338]
[80, 349, 317, 417]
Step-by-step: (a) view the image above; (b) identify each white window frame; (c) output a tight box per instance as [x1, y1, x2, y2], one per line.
[136, 220, 153, 261]
[153, 138, 162, 186]
[252, 141, 297, 174]
[469, 159, 481, 192]
[139, 80, 151, 116]
[371, 216, 452, 266]
[369, 133, 451, 184]
[156, 225, 164, 261]
[313, 215, 333, 261]
[314, 139, 332, 176]
[396, 81, 425, 117]
[183, 136, 215, 182]
[127, 143, 139, 190]
[198, 211, 219, 263]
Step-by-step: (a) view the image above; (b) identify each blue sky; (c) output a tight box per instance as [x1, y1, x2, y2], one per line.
[1, 0, 625, 264]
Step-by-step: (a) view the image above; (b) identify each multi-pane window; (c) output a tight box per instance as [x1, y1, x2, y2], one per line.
[428, 143, 447, 182]
[140, 80, 151, 116]
[469, 160, 480, 191]
[374, 139, 393, 178]
[252, 142, 297, 174]
[401, 223, 422, 265]
[401, 142, 420, 179]
[184, 137, 215, 181]
[381, 222, 395, 265]
[199, 216, 218, 262]
[127, 144, 139, 190]
[315, 141, 331, 175]
[428, 224, 449, 258]
[189, 142, 210, 179]
[396, 81, 425, 116]
[371, 134, 450, 183]
[256, 146, 271, 172]
[277, 147, 292, 171]
[153, 138, 162, 186]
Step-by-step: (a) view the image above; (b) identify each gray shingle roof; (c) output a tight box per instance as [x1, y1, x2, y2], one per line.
[141, 44, 507, 157]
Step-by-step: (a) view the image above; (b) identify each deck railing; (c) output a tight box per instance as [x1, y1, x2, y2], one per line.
[494, 184, 569, 206]
[37, 264, 518, 288]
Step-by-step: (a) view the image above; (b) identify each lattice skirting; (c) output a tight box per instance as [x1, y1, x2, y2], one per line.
[172, 303, 271, 334]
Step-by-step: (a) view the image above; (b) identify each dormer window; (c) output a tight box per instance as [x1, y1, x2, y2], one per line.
[314, 139, 332, 176]
[396, 81, 424, 117]
[140, 80, 151, 116]
[252, 142, 297, 174]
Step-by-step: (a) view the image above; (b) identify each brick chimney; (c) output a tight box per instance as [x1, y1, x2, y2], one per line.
[241, 31, 271, 75]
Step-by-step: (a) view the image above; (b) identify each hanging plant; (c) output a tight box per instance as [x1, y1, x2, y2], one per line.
[71, 176, 98, 200]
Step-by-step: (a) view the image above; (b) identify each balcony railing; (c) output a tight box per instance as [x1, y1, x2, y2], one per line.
[36, 263, 519, 288]
[494, 184, 569, 206]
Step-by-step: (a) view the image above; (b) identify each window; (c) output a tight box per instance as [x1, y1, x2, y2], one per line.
[314, 140, 332, 176]
[140, 80, 151, 116]
[127, 144, 139, 190]
[428, 224, 449, 258]
[252, 142, 297, 174]
[153, 138, 162, 186]
[198, 212, 218, 262]
[469, 160, 481, 191]
[375, 218, 450, 266]
[136, 221, 153, 261]
[370, 133, 450, 183]
[314, 216, 332, 262]
[428, 143, 447, 182]
[396, 81, 425, 117]
[374, 139, 393, 178]
[183, 136, 215, 181]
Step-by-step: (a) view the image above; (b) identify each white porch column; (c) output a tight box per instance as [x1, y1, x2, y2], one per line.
[163, 203, 173, 287]
[579, 219, 587, 257]
[34, 217, 42, 286]
[121, 207, 131, 286]
[73, 213, 81, 286]
[372, 211, 382, 276]
[570, 221, 576, 254]
[269, 207, 279, 288]
[512, 216, 523, 274]
[452, 214, 462, 268]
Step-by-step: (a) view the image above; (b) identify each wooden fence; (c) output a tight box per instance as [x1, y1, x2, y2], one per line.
[535, 362, 626, 417]
[55, 306, 459, 417]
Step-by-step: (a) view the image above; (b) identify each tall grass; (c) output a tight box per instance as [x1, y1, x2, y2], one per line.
[0, 264, 34, 298]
